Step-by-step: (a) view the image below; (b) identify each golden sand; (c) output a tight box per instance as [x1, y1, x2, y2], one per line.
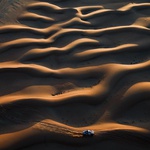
[0, 0, 150, 149]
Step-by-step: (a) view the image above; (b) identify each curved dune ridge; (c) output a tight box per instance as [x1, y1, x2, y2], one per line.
[0, 0, 150, 149]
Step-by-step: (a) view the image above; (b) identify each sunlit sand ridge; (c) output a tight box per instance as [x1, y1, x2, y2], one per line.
[0, 0, 150, 149]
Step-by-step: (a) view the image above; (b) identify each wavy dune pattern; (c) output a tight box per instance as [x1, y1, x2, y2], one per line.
[0, 0, 150, 149]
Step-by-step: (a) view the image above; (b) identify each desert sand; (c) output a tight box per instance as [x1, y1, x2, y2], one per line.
[0, 0, 150, 149]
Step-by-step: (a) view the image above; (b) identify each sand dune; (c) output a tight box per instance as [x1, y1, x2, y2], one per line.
[0, 0, 150, 149]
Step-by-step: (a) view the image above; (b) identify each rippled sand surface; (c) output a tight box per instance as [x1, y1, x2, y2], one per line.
[0, 0, 150, 149]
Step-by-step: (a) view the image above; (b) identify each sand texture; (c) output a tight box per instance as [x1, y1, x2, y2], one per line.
[0, 0, 150, 149]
